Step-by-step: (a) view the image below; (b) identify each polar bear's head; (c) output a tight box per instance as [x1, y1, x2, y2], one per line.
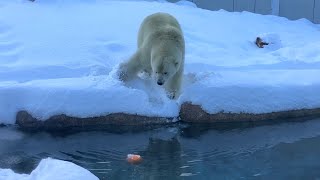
[152, 56, 180, 86]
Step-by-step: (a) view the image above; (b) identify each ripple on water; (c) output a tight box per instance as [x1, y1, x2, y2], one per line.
[180, 172, 197, 177]
[1, 118, 320, 179]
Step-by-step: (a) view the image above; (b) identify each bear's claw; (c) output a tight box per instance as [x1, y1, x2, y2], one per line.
[118, 70, 128, 81]
[167, 91, 176, 100]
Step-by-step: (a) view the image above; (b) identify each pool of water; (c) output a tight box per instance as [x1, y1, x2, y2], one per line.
[1, 118, 320, 179]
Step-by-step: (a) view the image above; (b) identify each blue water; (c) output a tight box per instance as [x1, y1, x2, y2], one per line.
[1, 118, 320, 179]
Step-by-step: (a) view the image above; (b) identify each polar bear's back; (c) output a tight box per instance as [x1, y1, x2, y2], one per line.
[137, 12, 182, 48]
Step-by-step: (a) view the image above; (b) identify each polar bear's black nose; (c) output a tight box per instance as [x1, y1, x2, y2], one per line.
[157, 81, 163, 86]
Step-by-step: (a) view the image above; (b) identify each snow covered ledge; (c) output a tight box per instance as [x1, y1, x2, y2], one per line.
[16, 111, 174, 131]
[16, 102, 320, 131]
[180, 102, 320, 123]
[6, 70, 320, 131]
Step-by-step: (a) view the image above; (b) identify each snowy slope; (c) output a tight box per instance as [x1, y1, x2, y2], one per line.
[0, 0, 320, 124]
[0, 158, 98, 180]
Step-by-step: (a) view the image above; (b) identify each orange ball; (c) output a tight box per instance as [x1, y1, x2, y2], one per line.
[127, 154, 142, 164]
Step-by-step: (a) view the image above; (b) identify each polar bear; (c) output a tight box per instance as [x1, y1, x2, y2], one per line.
[118, 12, 185, 99]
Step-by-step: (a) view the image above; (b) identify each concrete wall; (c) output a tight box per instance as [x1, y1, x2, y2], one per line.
[169, 0, 319, 24]
[255, 0, 272, 15]
[279, 0, 315, 22]
[234, 0, 255, 12]
[315, 0, 320, 23]
[196, 0, 234, 12]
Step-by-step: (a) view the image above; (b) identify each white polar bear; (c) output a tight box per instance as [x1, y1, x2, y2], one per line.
[118, 12, 185, 99]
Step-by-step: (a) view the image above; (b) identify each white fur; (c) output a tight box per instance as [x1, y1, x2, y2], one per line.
[119, 12, 185, 99]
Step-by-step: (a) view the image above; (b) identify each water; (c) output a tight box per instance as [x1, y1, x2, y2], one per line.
[1, 118, 320, 179]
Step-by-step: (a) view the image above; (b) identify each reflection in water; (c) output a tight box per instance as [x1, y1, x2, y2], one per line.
[140, 137, 182, 178]
[0, 152, 38, 174]
[1, 118, 320, 179]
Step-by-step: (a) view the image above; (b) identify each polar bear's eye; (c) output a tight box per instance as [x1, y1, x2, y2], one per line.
[164, 72, 168, 75]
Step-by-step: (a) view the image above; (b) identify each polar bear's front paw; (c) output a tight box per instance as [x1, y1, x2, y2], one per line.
[117, 64, 129, 81]
[166, 91, 177, 100]
[118, 70, 129, 81]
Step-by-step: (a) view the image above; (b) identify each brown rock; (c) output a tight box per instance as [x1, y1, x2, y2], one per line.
[16, 111, 173, 132]
[15, 103, 320, 131]
[180, 102, 320, 123]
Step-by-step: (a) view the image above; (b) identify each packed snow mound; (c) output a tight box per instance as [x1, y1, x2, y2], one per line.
[0, 1, 320, 124]
[0, 158, 98, 180]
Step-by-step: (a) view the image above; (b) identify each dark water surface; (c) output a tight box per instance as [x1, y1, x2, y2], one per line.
[1, 118, 320, 180]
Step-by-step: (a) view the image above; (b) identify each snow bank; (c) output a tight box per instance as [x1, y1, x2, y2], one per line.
[0, 158, 98, 180]
[0, 1, 319, 124]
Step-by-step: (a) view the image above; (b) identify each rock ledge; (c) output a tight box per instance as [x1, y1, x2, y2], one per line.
[16, 102, 320, 131]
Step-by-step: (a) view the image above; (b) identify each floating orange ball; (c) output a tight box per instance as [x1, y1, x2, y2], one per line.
[127, 154, 142, 164]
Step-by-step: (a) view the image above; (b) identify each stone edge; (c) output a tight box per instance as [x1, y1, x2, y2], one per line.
[15, 102, 320, 131]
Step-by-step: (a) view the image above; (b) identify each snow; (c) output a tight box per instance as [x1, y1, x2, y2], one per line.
[0, 158, 98, 180]
[0, 0, 320, 124]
